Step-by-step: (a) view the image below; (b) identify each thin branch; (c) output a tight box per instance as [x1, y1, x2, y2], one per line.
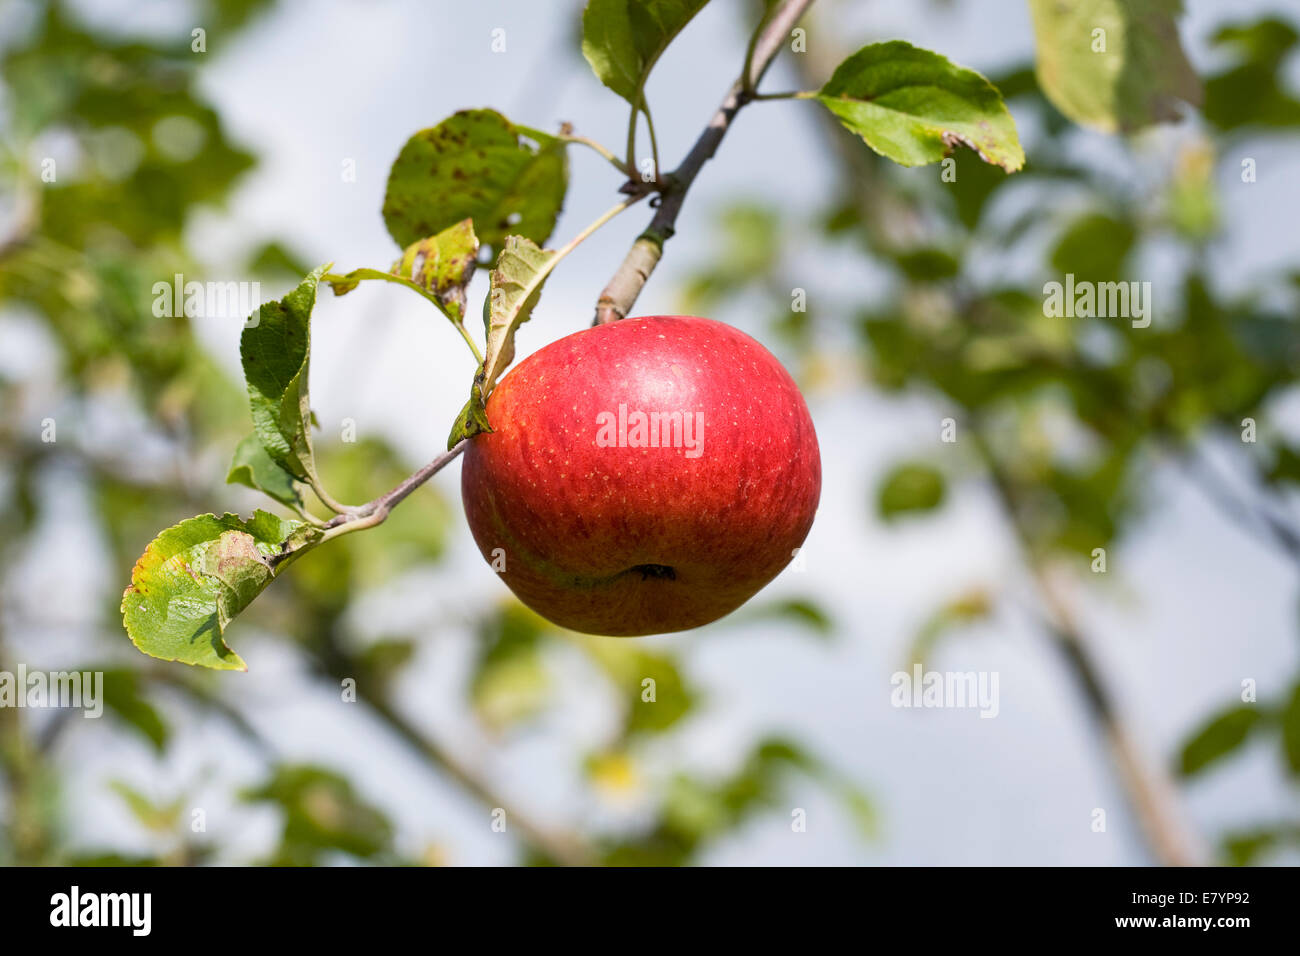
[642, 103, 660, 180]
[308, 631, 594, 867]
[1174, 445, 1300, 564]
[593, 0, 816, 324]
[749, 90, 816, 101]
[556, 196, 646, 261]
[744, 0, 814, 92]
[311, 440, 469, 547]
[739, 5, 768, 95]
[1033, 573, 1206, 867]
[973, 426, 1206, 867]
[358, 684, 594, 866]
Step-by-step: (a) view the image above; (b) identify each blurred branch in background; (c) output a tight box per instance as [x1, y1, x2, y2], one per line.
[975, 424, 1206, 866]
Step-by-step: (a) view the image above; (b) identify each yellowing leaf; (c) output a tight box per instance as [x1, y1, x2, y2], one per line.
[329, 218, 480, 323]
[447, 236, 559, 447]
[122, 511, 321, 670]
[1029, 0, 1202, 133]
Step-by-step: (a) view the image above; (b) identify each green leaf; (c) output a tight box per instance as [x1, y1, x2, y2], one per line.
[246, 240, 312, 280]
[121, 511, 322, 670]
[1212, 17, 1299, 68]
[357, 639, 416, 688]
[604, 735, 869, 865]
[446, 371, 495, 449]
[1266, 444, 1300, 486]
[1165, 140, 1219, 240]
[242, 764, 395, 865]
[480, 236, 559, 390]
[581, 637, 696, 737]
[239, 266, 328, 487]
[908, 588, 993, 665]
[742, 598, 834, 636]
[447, 236, 559, 447]
[393, 218, 479, 321]
[1203, 18, 1300, 130]
[226, 432, 305, 512]
[471, 602, 551, 732]
[581, 0, 711, 107]
[382, 110, 567, 250]
[100, 670, 169, 751]
[1178, 705, 1266, 776]
[837, 784, 880, 841]
[1049, 211, 1136, 282]
[623, 652, 692, 736]
[1221, 824, 1300, 866]
[328, 218, 480, 323]
[109, 780, 183, 833]
[1028, 0, 1202, 133]
[816, 41, 1024, 172]
[680, 202, 782, 314]
[877, 462, 946, 520]
[708, 739, 809, 822]
[894, 247, 961, 282]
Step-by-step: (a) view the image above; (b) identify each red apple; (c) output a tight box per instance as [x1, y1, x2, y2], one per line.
[461, 315, 821, 636]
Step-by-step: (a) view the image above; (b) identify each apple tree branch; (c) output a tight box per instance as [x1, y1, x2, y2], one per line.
[593, 0, 817, 325]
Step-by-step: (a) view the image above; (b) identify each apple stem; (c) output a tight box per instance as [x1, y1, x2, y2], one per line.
[318, 439, 470, 543]
[558, 130, 630, 177]
[592, 0, 818, 325]
[643, 102, 661, 181]
[554, 196, 645, 263]
[749, 90, 818, 101]
[307, 475, 355, 516]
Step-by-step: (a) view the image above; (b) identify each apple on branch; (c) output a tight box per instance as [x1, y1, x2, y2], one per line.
[462, 315, 821, 636]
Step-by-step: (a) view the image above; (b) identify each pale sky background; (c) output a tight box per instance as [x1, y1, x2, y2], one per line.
[5, 0, 1300, 864]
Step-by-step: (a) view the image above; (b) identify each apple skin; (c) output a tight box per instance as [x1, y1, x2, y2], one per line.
[461, 315, 821, 636]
